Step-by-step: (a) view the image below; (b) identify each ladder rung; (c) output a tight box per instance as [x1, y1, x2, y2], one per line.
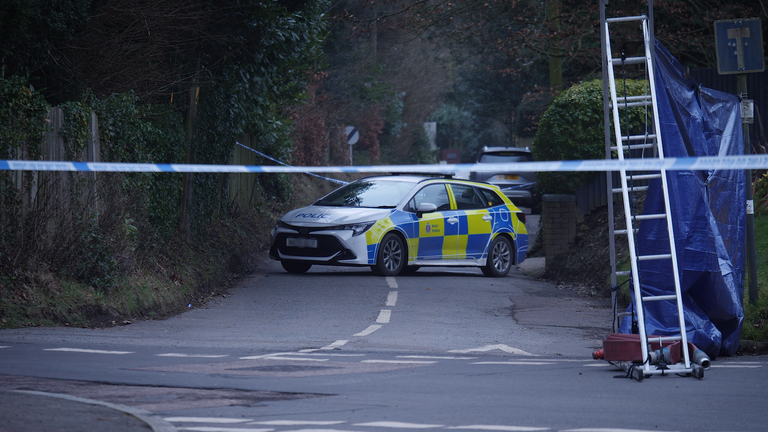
[645, 335, 682, 343]
[613, 228, 638, 236]
[621, 133, 657, 142]
[619, 95, 652, 102]
[643, 294, 678, 302]
[611, 56, 646, 66]
[605, 15, 647, 23]
[611, 143, 656, 152]
[612, 185, 649, 193]
[626, 173, 661, 181]
[613, 100, 652, 108]
[638, 253, 672, 261]
[632, 213, 666, 221]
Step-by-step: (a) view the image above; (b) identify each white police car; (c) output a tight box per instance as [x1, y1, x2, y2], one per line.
[269, 174, 528, 276]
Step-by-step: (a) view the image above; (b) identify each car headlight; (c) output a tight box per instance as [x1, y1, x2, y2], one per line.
[334, 222, 375, 236]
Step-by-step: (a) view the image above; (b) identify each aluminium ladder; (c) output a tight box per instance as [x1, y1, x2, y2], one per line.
[600, 5, 700, 379]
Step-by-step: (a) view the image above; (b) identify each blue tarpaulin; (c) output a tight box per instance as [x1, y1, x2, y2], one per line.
[619, 41, 746, 358]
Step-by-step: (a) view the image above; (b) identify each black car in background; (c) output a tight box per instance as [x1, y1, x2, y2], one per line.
[469, 146, 539, 210]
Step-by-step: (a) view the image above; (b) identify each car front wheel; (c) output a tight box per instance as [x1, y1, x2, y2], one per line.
[281, 260, 312, 274]
[372, 233, 406, 276]
[482, 235, 513, 277]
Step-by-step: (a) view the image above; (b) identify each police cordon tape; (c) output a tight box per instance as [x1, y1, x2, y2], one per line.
[1, 154, 766, 174]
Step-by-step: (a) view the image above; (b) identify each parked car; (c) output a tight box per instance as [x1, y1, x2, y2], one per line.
[270, 174, 528, 277]
[469, 146, 539, 210]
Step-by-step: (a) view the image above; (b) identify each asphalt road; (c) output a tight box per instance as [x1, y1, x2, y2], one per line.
[1, 235, 767, 432]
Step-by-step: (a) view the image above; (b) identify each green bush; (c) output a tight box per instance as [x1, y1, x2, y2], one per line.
[533, 79, 649, 194]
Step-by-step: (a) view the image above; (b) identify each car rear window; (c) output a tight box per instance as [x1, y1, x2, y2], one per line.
[479, 188, 505, 207]
[478, 153, 532, 163]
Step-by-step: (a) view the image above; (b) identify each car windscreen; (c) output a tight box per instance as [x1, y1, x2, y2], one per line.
[314, 180, 415, 208]
[478, 153, 532, 163]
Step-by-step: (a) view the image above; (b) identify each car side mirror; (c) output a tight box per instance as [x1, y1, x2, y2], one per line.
[416, 202, 437, 218]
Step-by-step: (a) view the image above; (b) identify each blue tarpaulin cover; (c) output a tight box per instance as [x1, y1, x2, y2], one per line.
[619, 41, 746, 358]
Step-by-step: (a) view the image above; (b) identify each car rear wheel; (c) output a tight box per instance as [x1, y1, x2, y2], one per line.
[482, 235, 512, 277]
[281, 260, 312, 274]
[372, 233, 406, 276]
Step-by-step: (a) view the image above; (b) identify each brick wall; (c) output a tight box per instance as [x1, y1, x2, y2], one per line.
[542, 194, 577, 271]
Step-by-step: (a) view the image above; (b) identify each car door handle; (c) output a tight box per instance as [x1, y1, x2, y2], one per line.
[447, 217, 459, 224]
[482, 214, 492, 222]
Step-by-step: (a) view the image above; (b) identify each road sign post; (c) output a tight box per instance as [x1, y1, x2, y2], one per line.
[715, 18, 763, 305]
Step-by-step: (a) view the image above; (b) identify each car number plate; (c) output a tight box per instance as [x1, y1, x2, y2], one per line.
[501, 174, 519, 180]
[286, 237, 317, 248]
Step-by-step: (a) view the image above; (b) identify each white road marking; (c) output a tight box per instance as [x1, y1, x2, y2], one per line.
[377, 310, 392, 323]
[240, 352, 296, 360]
[176, 427, 273, 432]
[279, 429, 358, 432]
[157, 353, 228, 358]
[449, 344, 537, 356]
[262, 356, 329, 362]
[44, 348, 133, 355]
[561, 429, 678, 432]
[361, 360, 437, 364]
[386, 277, 398, 289]
[386, 291, 398, 306]
[248, 421, 346, 426]
[397, 355, 478, 360]
[165, 417, 251, 423]
[0, 346, 9, 349]
[354, 325, 382, 337]
[710, 365, 762, 368]
[294, 352, 364, 357]
[355, 421, 443, 428]
[472, 362, 556, 366]
[583, 363, 612, 367]
[449, 426, 549, 431]
[299, 340, 350, 353]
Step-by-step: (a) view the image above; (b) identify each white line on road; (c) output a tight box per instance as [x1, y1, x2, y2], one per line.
[165, 418, 252, 423]
[377, 309, 392, 323]
[248, 421, 347, 426]
[385, 277, 398, 289]
[397, 355, 478, 360]
[449, 426, 550, 431]
[262, 356, 329, 362]
[175, 427, 274, 432]
[354, 325, 382, 337]
[157, 353, 229, 358]
[449, 344, 537, 356]
[0, 346, 9, 349]
[472, 362, 556, 366]
[561, 429, 678, 432]
[44, 348, 134, 355]
[361, 360, 437, 364]
[355, 421, 443, 428]
[710, 365, 763, 368]
[386, 291, 398, 306]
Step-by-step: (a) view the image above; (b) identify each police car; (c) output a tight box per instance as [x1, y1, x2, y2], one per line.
[269, 174, 528, 277]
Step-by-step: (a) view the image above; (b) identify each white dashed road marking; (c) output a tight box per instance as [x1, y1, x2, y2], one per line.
[449, 344, 537, 356]
[157, 353, 228, 358]
[449, 426, 549, 431]
[354, 325, 382, 337]
[376, 310, 392, 323]
[386, 291, 398, 306]
[175, 427, 273, 432]
[385, 277, 398, 289]
[361, 360, 437, 365]
[248, 421, 347, 426]
[355, 421, 443, 428]
[164, 417, 252, 423]
[43, 348, 134, 355]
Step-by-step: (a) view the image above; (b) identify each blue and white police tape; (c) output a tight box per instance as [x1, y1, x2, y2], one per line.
[1, 154, 767, 173]
[235, 142, 348, 185]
